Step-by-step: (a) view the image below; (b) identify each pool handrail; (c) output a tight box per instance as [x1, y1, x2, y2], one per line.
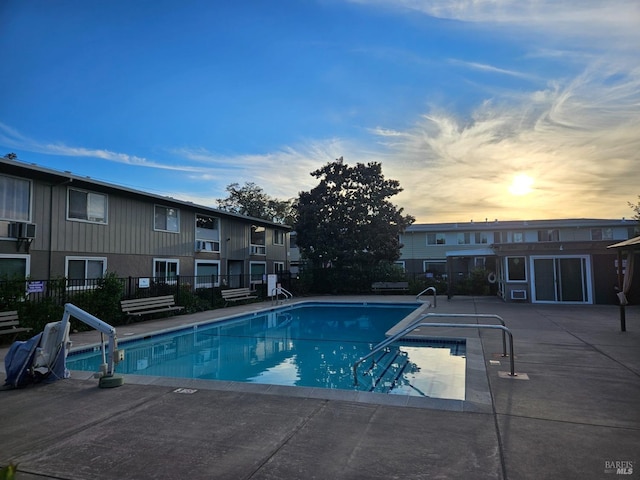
[416, 286, 437, 308]
[418, 313, 508, 358]
[353, 321, 516, 385]
[271, 287, 293, 305]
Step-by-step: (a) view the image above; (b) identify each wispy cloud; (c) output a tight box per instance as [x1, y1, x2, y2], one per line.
[371, 63, 640, 221]
[0, 122, 206, 173]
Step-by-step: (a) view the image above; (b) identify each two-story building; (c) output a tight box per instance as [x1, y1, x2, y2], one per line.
[0, 157, 290, 289]
[400, 219, 639, 304]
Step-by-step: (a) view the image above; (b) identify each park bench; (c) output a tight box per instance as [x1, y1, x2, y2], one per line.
[0, 310, 32, 343]
[120, 295, 184, 318]
[371, 281, 409, 294]
[221, 288, 258, 305]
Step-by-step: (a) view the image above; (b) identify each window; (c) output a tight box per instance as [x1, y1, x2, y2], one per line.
[154, 206, 179, 233]
[457, 232, 471, 245]
[506, 257, 526, 282]
[394, 261, 406, 272]
[0, 254, 30, 279]
[475, 232, 490, 244]
[274, 261, 285, 273]
[426, 233, 446, 245]
[66, 257, 106, 288]
[494, 232, 504, 243]
[628, 227, 640, 239]
[273, 229, 285, 245]
[474, 257, 486, 268]
[0, 174, 31, 222]
[512, 232, 524, 243]
[289, 233, 298, 249]
[154, 259, 179, 282]
[68, 188, 107, 223]
[538, 230, 559, 242]
[195, 261, 220, 288]
[591, 228, 613, 241]
[250, 262, 266, 283]
[250, 225, 266, 255]
[423, 260, 446, 278]
[195, 214, 220, 252]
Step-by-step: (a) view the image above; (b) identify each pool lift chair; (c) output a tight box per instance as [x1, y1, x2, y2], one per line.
[3, 303, 124, 389]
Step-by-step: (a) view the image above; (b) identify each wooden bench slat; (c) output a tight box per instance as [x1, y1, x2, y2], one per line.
[221, 288, 258, 304]
[121, 295, 184, 317]
[0, 310, 32, 341]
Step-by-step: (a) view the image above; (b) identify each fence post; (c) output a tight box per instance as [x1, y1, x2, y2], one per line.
[176, 275, 180, 304]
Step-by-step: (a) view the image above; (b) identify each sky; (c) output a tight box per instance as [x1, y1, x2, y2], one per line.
[1, 0, 639, 223]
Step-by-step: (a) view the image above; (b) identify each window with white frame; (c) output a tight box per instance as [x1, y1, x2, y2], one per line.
[250, 262, 266, 283]
[457, 232, 471, 245]
[154, 259, 179, 282]
[474, 232, 490, 244]
[0, 174, 31, 222]
[591, 228, 613, 241]
[0, 254, 30, 279]
[394, 261, 405, 272]
[423, 260, 446, 278]
[512, 232, 524, 243]
[68, 188, 107, 223]
[66, 257, 106, 288]
[274, 261, 285, 273]
[195, 214, 220, 252]
[250, 225, 266, 255]
[474, 257, 486, 268]
[506, 256, 526, 282]
[195, 261, 220, 288]
[273, 229, 285, 245]
[154, 206, 180, 233]
[426, 233, 446, 245]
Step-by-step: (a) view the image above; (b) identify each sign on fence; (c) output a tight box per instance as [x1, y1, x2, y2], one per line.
[27, 281, 44, 293]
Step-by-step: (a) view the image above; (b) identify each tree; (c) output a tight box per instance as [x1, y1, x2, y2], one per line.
[294, 158, 415, 269]
[629, 196, 640, 223]
[3, 152, 18, 160]
[216, 182, 296, 224]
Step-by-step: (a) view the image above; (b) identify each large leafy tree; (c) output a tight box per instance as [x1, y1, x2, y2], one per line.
[216, 182, 296, 224]
[295, 158, 414, 268]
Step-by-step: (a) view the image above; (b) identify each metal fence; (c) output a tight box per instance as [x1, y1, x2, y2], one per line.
[0, 272, 296, 310]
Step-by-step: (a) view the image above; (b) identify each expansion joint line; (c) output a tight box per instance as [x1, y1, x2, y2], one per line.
[245, 400, 330, 480]
[473, 297, 509, 480]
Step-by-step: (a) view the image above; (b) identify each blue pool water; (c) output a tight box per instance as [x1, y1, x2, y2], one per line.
[67, 302, 466, 400]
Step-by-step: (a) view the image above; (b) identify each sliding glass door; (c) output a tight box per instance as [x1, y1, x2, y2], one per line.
[532, 256, 591, 303]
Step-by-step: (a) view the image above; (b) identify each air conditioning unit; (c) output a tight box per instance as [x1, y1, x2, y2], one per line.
[510, 289, 527, 300]
[9, 222, 36, 239]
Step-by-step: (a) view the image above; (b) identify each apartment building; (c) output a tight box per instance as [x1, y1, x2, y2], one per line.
[400, 219, 639, 304]
[0, 157, 290, 289]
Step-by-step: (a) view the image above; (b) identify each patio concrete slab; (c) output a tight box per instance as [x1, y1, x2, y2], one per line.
[1, 295, 639, 479]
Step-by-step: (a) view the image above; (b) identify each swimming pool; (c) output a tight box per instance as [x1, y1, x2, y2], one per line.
[67, 302, 466, 400]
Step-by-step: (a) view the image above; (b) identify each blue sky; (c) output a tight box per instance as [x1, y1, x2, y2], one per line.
[1, 0, 639, 223]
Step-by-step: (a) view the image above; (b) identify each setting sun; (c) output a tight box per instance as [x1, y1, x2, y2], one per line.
[508, 174, 534, 196]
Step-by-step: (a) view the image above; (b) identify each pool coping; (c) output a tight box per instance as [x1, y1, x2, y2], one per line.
[67, 299, 494, 413]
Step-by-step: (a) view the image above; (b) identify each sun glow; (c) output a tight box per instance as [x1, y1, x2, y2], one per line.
[508, 174, 534, 196]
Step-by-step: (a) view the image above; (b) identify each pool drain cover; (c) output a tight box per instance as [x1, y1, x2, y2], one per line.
[173, 388, 198, 394]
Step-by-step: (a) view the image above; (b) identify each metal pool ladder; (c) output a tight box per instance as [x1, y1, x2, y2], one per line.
[271, 287, 293, 305]
[353, 314, 517, 385]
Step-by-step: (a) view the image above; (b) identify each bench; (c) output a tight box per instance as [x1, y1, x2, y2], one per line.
[0, 310, 32, 342]
[120, 295, 184, 318]
[371, 282, 409, 294]
[221, 288, 258, 305]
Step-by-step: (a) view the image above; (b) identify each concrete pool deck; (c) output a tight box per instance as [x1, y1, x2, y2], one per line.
[1, 296, 639, 479]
